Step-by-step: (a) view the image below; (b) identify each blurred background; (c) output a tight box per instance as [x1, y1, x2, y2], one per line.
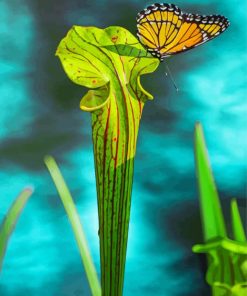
[0, 0, 246, 295]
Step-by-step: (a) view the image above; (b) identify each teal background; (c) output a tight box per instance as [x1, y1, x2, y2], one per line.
[0, 0, 246, 295]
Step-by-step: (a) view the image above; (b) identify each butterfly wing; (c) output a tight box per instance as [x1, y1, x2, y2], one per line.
[136, 3, 230, 60]
[137, 4, 183, 59]
[159, 13, 230, 57]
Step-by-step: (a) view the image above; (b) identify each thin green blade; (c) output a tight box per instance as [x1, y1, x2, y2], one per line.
[194, 122, 227, 241]
[231, 198, 246, 242]
[0, 188, 33, 272]
[44, 155, 101, 296]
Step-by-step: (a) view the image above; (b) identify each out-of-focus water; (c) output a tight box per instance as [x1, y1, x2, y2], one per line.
[0, 0, 246, 295]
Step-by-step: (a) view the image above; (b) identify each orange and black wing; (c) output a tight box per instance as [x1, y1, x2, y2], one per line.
[136, 3, 230, 60]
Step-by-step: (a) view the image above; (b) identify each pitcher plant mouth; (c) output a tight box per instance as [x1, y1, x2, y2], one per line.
[56, 25, 159, 295]
[80, 83, 110, 112]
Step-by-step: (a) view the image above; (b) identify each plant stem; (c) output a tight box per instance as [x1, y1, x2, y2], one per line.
[91, 79, 142, 295]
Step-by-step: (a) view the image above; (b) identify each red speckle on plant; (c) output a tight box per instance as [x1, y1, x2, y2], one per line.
[92, 80, 97, 83]
[113, 137, 117, 142]
[111, 35, 118, 43]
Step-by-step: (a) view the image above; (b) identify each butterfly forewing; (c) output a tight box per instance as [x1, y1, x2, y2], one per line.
[136, 3, 230, 60]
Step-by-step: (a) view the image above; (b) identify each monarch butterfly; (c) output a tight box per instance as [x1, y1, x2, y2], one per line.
[137, 3, 230, 61]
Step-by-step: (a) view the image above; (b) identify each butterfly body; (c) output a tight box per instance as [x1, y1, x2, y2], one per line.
[136, 3, 230, 61]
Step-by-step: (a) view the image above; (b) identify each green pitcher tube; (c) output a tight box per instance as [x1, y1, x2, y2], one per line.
[56, 25, 159, 295]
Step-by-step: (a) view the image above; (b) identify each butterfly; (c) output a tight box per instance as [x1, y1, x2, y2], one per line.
[136, 3, 230, 61]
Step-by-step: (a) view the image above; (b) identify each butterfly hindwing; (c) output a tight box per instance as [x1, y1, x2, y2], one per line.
[136, 3, 230, 60]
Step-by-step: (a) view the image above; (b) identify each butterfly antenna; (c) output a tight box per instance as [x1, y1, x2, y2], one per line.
[164, 61, 179, 92]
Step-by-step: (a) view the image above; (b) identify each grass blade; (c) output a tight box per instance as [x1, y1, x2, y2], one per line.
[231, 198, 246, 242]
[0, 188, 33, 272]
[44, 155, 101, 296]
[194, 122, 227, 240]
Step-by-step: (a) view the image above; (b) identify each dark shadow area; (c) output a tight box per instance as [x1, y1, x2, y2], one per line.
[0, 111, 92, 170]
[171, 253, 210, 296]
[155, 194, 246, 247]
